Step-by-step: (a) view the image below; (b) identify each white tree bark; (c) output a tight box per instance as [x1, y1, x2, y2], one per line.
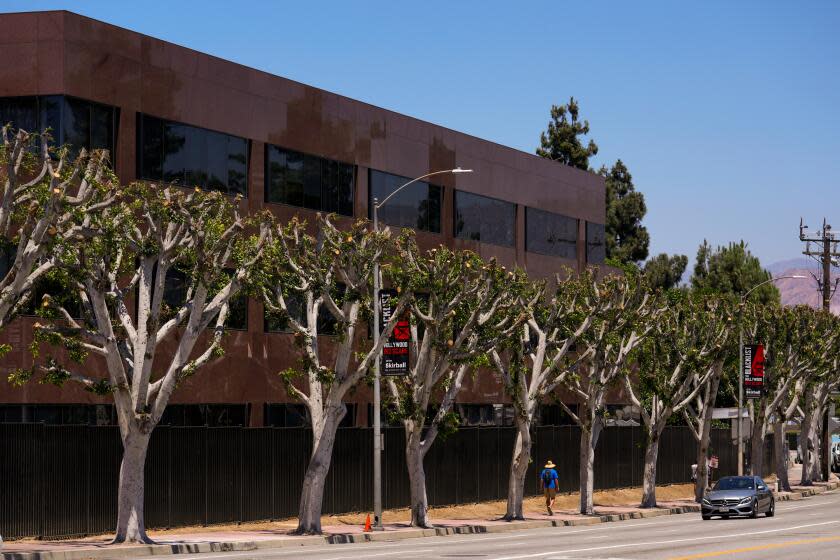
[683, 364, 722, 503]
[0, 128, 113, 330]
[22, 186, 266, 544]
[578, 414, 602, 515]
[405, 420, 431, 528]
[773, 421, 790, 491]
[296, 404, 344, 534]
[113, 427, 152, 543]
[263, 217, 408, 535]
[505, 414, 532, 520]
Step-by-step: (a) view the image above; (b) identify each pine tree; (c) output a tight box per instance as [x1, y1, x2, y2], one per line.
[536, 97, 598, 170]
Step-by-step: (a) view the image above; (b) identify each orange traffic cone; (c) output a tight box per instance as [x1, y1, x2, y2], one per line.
[363, 514, 372, 532]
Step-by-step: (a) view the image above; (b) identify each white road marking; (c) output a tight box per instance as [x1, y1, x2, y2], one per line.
[487, 520, 840, 559]
[319, 548, 432, 560]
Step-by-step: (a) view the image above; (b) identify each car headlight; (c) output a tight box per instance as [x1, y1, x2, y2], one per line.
[702, 498, 710, 505]
[739, 496, 753, 504]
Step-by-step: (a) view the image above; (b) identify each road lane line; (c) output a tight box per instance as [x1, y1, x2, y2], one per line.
[666, 535, 840, 559]
[320, 548, 433, 560]
[487, 520, 840, 559]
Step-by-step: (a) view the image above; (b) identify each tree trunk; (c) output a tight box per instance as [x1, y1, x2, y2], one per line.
[694, 375, 719, 503]
[810, 411, 824, 482]
[406, 427, 430, 528]
[774, 421, 790, 492]
[749, 416, 765, 477]
[113, 430, 153, 544]
[295, 410, 342, 535]
[640, 429, 660, 508]
[579, 419, 601, 515]
[801, 404, 815, 486]
[504, 415, 532, 520]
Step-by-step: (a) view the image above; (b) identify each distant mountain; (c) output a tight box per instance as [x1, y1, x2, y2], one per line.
[765, 258, 812, 275]
[768, 259, 840, 314]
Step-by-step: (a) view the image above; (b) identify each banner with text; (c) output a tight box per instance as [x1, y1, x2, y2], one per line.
[742, 344, 765, 399]
[380, 289, 409, 376]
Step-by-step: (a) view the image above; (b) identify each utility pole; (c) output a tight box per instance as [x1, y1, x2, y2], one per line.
[799, 218, 839, 481]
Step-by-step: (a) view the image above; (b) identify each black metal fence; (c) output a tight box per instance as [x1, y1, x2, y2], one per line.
[1, 424, 739, 540]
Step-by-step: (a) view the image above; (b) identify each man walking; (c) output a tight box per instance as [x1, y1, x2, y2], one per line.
[540, 460, 559, 515]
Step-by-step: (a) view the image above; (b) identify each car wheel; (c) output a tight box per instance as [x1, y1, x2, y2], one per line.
[749, 500, 758, 519]
[766, 499, 775, 517]
[702, 515, 711, 520]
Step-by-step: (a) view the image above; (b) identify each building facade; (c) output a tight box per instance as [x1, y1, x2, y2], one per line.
[0, 10, 607, 427]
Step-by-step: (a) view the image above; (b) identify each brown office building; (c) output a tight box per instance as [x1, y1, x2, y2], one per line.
[0, 11, 607, 428]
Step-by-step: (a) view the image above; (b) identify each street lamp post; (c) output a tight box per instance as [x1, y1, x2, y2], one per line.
[736, 274, 806, 476]
[371, 167, 472, 529]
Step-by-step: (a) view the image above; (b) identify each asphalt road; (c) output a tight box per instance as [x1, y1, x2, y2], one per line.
[141, 490, 840, 560]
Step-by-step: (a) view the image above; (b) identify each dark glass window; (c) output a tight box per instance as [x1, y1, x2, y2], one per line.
[369, 170, 442, 233]
[586, 222, 606, 264]
[265, 145, 354, 215]
[454, 190, 515, 247]
[264, 287, 342, 336]
[226, 293, 248, 331]
[0, 95, 116, 157]
[0, 404, 116, 425]
[539, 403, 578, 426]
[137, 114, 248, 197]
[157, 404, 249, 427]
[525, 207, 578, 259]
[265, 403, 356, 427]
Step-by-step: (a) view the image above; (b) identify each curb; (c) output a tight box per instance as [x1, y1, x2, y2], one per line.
[1, 506, 700, 560]
[4, 488, 835, 560]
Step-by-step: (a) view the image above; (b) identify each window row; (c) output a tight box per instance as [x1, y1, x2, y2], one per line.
[0, 95, 118, 158]
[1, 100, 604, 263]
[265, 145, 355, 215]
[137, 114, 248, 197]
[0, 402, 587, 428]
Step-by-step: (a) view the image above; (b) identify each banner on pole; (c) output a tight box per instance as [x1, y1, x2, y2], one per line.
[379, 289, 409, 376]
[742, 344, 765, 399]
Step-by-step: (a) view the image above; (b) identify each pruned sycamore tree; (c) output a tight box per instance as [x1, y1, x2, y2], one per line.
[798, 322, 840, 486]
[257, 215, 410, 535]
[386, 243, 528, 528]
[624, 293, 733, 508]
[740, 303, 786, 478]
[0, 127, 115, 332]
[556, 270, 662, 515]
[682, 362, 725, 502]
[752, 306, 829, 490]
[9, 184, 269, 544]
[489, 269, 599, 521]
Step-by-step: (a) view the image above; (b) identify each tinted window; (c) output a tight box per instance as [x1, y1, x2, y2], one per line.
[264, 286, 344, 336]
[0, 95, 116, 157]
[713, 477, 755, 491]
[138, 114, 248, 197]
[454, 190, 515, 247]
[526, 207, 578, 259]
[265, 145, 354, 216]
[369, 170, 442, 233]
[265, 403, 355, 427]
[586, 222, 606, 264]
[158, 404, 249, 427]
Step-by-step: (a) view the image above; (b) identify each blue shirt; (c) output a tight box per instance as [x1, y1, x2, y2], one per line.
[540, 468, 559, 489]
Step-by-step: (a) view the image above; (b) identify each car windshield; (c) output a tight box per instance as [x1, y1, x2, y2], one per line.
[713, 477, 755, 491]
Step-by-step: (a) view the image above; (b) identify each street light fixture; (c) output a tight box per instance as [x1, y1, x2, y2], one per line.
[371, 167, 473, 529]
[736, 274, 807, 476]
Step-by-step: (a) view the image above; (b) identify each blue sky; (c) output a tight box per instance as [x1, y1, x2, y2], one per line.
[7, 0, 839, 267]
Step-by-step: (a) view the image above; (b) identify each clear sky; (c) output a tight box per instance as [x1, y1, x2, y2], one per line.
[6, 0, 839, 267]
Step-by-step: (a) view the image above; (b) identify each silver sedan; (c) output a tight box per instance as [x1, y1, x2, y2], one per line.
[701, 475, 775, 520]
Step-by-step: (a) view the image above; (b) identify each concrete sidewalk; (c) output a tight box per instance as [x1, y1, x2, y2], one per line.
[4, 480, 837, 560]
